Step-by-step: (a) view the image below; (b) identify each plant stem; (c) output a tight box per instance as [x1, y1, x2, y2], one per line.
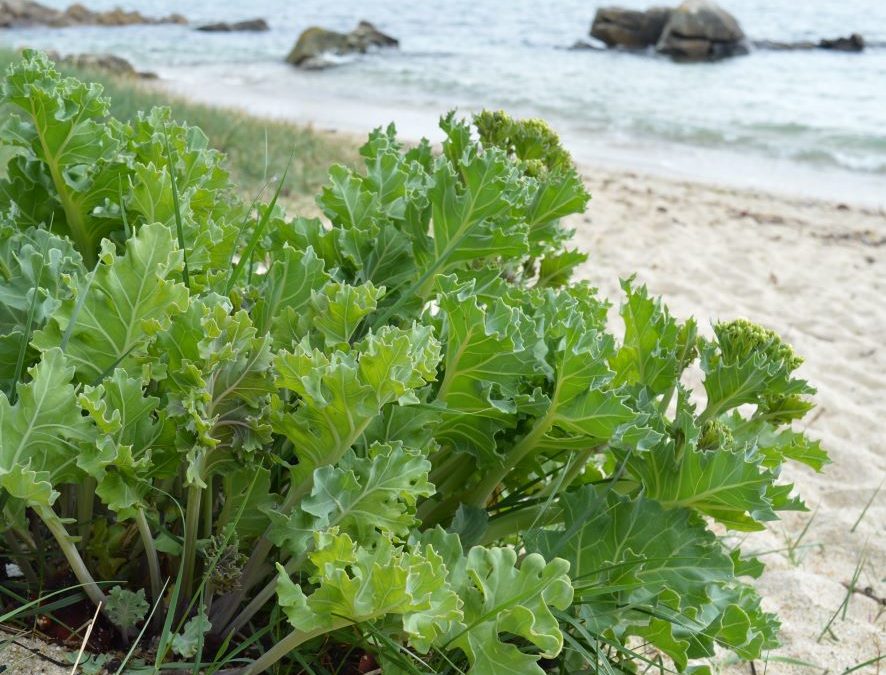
[243, 618, 352, 674]
[134, 508, 162, 604]
[537, 445, 600, 500]
[33, 504, 107, 610]
[203, 474, 213, 539]
[181, 484, 203, 602]
[463, 410, 555, 508]
[480, 504, 563, 545]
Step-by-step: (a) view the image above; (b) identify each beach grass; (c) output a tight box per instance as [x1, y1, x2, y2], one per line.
[0, 48, 359, 201]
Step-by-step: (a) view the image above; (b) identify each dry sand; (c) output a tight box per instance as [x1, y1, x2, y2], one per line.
[2, 164, 883, 673]
[573, 167, 885, 672]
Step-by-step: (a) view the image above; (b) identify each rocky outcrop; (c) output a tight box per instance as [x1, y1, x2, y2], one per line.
[590, 6, 671, 49]
[589, 1, 745, 60]
[753, 34, 866, 53]
[655, 0, 747, 60]
[42, 50, 157, 78]
[286, 20, 398, 69]
[0, 0, 186, 28]
[819, 33, 864, 52]
[196, 18, 269, 32]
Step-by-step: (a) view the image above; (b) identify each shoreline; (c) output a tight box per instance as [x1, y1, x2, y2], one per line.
[152, 61, 886, 210]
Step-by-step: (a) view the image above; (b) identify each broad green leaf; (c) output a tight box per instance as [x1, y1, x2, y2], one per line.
[0, 227, 83, 388]
[427, 149, 527, 276]
[172, 606, 212, 658]
[531, 486, 777, 669]
[217, 465, 278, 543]
[157, 297, 275, 486]
[0, 50, 129, 263]
[33, 222, 189, 383]
[433, 277, 538, 459]
[700, 318, 812, 422]
[276, 531, 461, 651]
[268, 442, 433, 558]
[447, 546, 573, 675]
[628, 440, 778, 530]
[610, 279, 685, 396]
[253, 245, 330, 348]
[310, 281, 384, 348]
[0, 348, 92, 505]
[78, 369, 175, 517]
[727, 412, 829, 472]
[273, 324, 440, 481]
[105, 586, 149, 631]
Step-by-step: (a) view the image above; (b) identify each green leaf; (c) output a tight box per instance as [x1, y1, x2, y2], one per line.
[610, 279, 683, 396]
[628, 440, 778, 530]
[273, 324, 440, 481]
[33, 222, 189, 383]
[0, 227, 83, 389]
[253, 245, 331, 348]
[446, 546, 574, 675]
[269, 442, 433, 558]
[310, 281, 385, 348]
[0, 50, 129, 264]
[426, 143, 527, 278]
[433, 277, 538, 459]
[157, 296, 275, 486]
[530, 486, 777, 668]
[700, 318, 812, 423]
[105, 586, 149, 631]
[727, 412, 829, 472]
[276, 531, 461, 652]
[78, 369, 174, 517]
[0, 348, 91, 505]
[172, 606, 211, 658]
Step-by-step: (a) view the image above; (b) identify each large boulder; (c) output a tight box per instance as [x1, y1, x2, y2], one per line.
[0, 0, 185, 28]
[58, 52, 157, 78]
[197, 18, 269, 32]
[286, 20, 398, 69]
[590, 6, 671, 49]
[656, 0, 747, 60]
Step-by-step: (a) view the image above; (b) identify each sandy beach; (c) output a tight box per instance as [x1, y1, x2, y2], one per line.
[574, 167, 885, 671]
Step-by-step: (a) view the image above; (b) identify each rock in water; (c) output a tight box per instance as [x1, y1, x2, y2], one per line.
[197, 18, 270, 32]
[819, 33, 865, 51]
[350, 20, 399, 48]
[286, 27, 351, 67]
[590, 6, 671, 49]
[286, 20, 398, 69]
[656, 0, 747, 61]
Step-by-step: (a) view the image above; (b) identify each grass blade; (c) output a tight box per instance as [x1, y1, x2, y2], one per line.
[163, 123, 190, 289]
[850, 478, 883, 533]
[225, 161, 290, 295]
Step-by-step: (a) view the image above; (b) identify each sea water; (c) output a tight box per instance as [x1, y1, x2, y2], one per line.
[4, 0, 886, 204]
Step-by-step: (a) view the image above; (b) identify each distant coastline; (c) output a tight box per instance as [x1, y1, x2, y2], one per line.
[4, 0, 886, 207]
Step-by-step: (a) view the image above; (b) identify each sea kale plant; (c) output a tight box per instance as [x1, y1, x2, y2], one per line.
[0, 51, 828, 674]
